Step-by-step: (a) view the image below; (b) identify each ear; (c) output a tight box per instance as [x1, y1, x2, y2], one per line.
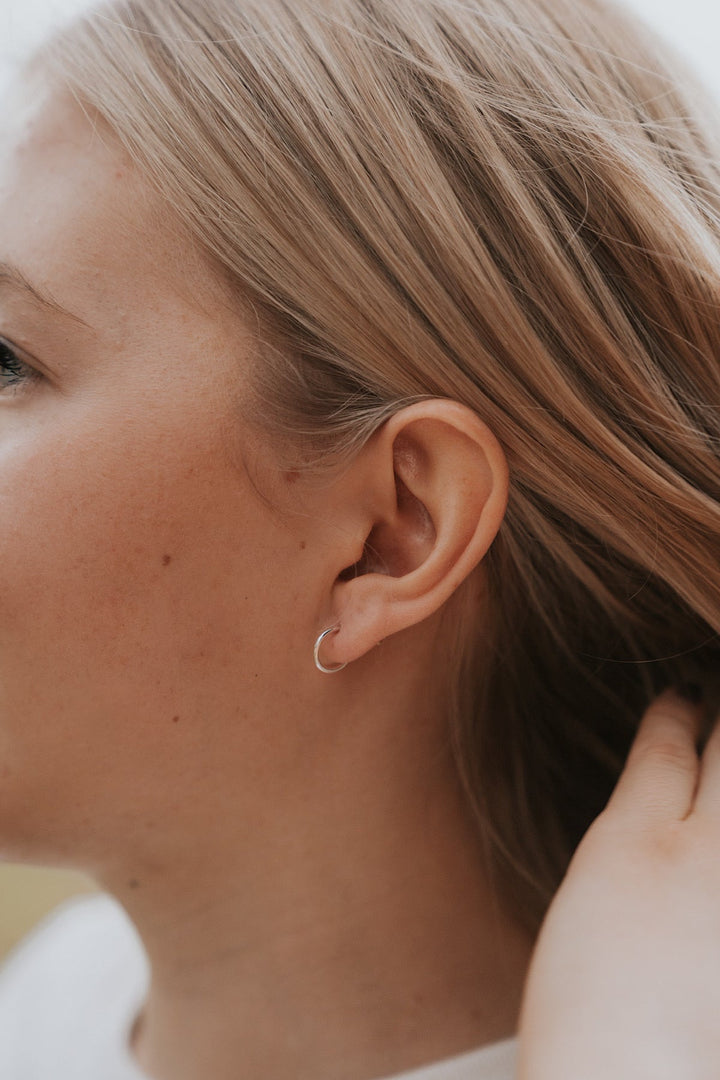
[319, 398, 508, 668]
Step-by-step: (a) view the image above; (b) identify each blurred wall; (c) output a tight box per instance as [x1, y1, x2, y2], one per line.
[0, 865, 97, 961]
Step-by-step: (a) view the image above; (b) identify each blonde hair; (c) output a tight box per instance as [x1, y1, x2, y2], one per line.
[47, 0, 720, 933]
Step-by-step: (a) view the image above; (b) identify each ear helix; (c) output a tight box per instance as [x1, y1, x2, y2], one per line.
[314, 626, 347, 674]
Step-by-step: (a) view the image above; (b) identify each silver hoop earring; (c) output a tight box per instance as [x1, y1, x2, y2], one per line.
[314, 626, 347, 674]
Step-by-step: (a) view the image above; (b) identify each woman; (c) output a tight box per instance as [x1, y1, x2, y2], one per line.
[0, 0, 718, 1076]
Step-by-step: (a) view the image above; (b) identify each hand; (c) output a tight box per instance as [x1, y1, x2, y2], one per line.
[517, 686, 720, 1080]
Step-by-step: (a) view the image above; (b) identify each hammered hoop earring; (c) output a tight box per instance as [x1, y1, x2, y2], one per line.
[314, 626, 347, 674]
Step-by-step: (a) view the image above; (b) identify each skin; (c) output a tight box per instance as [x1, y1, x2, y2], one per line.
[0, 67, 535, 1080]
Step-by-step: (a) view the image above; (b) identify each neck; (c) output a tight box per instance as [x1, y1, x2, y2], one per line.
[96, 706, 534, 1080]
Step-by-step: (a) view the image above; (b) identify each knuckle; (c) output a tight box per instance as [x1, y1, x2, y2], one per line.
[641, 736, 696, 773]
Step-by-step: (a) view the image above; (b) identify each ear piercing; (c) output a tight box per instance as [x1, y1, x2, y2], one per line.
[314, 626, 347, 673]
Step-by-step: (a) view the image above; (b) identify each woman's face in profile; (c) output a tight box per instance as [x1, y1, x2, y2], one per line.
[0, 66, 319, 868]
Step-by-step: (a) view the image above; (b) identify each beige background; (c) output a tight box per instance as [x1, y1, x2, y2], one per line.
[0, 864, 98, 962]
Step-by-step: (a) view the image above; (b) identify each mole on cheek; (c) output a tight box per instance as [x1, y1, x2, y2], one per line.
[171, 715, 180, 724]
[162, 554, 172, 566]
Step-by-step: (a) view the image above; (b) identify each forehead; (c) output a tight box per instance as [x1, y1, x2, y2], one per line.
[0, 65, 217, 333]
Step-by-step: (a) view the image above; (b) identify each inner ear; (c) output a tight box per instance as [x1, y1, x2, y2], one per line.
[337, 472, 435, 582]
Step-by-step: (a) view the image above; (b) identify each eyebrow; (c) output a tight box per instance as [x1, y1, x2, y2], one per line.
[0, 261, 90, 328]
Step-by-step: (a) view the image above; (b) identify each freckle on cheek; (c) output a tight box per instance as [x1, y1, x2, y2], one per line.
[171, 715, 180, 724]
[300, 540, 306, 550]
[128, 879, 140, 889]
[162, 554, 172, 566]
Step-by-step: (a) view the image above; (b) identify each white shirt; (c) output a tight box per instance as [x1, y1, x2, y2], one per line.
[0, 895, 518, 1079]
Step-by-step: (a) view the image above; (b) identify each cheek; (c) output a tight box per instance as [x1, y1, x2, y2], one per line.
[0, 383, 315, 866]
[0, 394, 315, 862]
[0, 410, 284, 740]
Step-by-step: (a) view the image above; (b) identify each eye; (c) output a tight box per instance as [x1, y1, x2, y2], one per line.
[0, 339, 40, 393]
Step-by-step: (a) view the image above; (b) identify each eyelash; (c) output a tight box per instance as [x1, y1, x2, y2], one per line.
[0, 339, 39, 392]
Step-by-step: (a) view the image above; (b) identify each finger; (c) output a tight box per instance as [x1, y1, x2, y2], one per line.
[691, 704, 720, 818]
[603, 687, 704, 826]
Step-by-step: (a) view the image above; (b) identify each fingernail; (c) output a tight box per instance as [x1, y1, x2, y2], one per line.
[676, 681, 704, 705]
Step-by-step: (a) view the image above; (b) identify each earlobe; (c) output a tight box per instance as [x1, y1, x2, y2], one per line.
[318, 399, 508, 669]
